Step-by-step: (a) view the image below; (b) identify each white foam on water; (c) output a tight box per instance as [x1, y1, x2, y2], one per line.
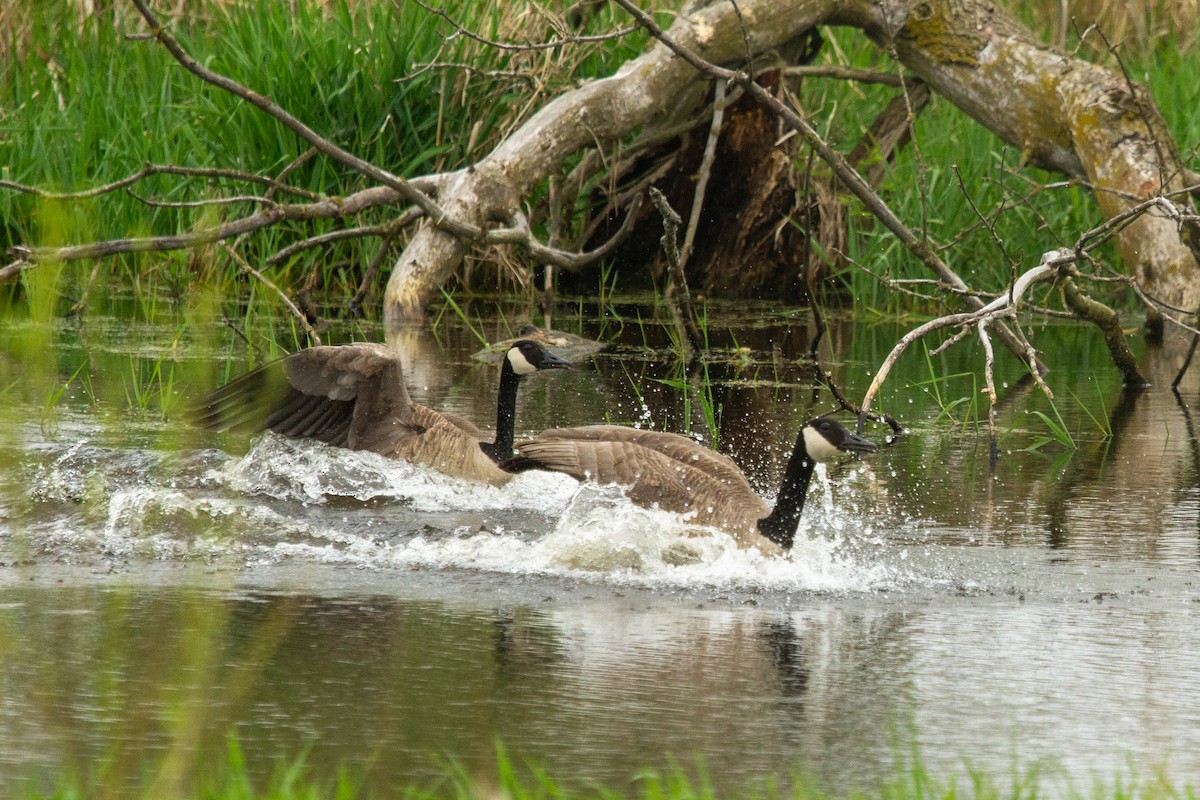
[258, 481, 913, 594]
[30, 435, 916, 594]
[222, 434, 580, 511]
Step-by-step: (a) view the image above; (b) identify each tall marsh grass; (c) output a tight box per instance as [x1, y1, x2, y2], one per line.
[0, 0, 645, 318]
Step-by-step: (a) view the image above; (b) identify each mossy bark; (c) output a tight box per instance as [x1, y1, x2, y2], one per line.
[868, 0, 1199, 313]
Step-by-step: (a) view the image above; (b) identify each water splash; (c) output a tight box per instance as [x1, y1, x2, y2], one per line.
[224, 434, 579, 511]
[21, 434, 915, 594]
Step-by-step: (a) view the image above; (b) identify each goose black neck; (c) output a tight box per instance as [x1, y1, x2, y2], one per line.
[480, 360, 522, 462]
[757, 429, 817, 550]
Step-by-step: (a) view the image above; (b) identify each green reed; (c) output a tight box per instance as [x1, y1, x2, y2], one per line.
[13, 739, 1194, 800]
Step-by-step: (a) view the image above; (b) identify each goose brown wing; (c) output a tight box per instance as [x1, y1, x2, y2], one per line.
[511, 431, 768, 532]
[365, 403, 507, 483]
[191, 343, 412, 448]
[522, 425, 755, 493]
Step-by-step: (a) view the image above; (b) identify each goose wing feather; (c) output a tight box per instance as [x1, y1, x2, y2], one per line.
[353, 402, 506, 483]
[191, 342, 414, 449]
[512, 429, 770, 538]
[193, 342, 514, 485]
[523, 425, 755, 493]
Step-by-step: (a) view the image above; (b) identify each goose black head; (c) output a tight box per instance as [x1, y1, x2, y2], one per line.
[505, 339, 572, 375]
[802, 417, 878, 462]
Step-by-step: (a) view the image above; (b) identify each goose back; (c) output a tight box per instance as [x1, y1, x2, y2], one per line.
[510, 426, 778, 552]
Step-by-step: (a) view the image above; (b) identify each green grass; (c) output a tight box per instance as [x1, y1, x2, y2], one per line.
[801, 26, 1181, 312]
[0, 0, 646, 320]
[2, 0, 1196, 438]
[12, 739, 1195, 800]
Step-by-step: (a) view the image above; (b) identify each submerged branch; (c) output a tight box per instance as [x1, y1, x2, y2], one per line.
[1059, 278, 1148, 385]
[858, 250, 1071, 424]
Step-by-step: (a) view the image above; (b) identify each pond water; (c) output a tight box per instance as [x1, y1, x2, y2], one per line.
[1, 301, 1198, 797]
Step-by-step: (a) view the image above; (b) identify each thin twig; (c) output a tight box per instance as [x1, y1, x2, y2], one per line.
[409, 62, 539, 88]
[219, 243, 321, 346]
[0, 162, 324, 201]
[682, 78, 726, 267]
[799, 145, 900, 432]
[978, 320, 999, 468]
[349, 234, 399, 318]
[545, 175, 563, 329]
[929, 324, 973, 356]
[779, 65, 906, 86]
[127, 191, 275, 209]
[497, 191, 645, 270]
[649, 187, 703, 354]
[406, 0, 639, 51]
[859, 250, 1072, 421]
[265, 207, 422, 267]
[0, 260, 30, 282]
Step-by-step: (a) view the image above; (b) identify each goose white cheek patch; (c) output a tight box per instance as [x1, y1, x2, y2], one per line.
[802, 425, 842, 462]
[507, 348, 538, 375]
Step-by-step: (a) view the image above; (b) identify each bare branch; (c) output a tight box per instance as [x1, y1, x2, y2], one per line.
[8, 186, 416, 267]
[0, 162, 324, 201]
[682, 78, 726, 267]
[499, 191, 645, 270]
[780, 65, 907, 87]
[264, 207, 423, 267]
[127, 191, 274, 209]
[1076, 194, 1199, 254]
[1059, 275, 1147, 385]
[858, 249, 1072, 422]
[408, 62, 540, 88]
[349, 234, 400, 318]
[220, 243, 321, 346]
[977, 320, 998, 462]
[650, 187, 703, 355]
[0, 260, 30, 282]
[929, 324, 973, 356]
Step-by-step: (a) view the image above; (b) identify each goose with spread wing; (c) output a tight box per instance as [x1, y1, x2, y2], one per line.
[192, 339, 570, 485]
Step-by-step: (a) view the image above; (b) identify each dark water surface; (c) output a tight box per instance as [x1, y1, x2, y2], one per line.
[1, 303, 1198, 796]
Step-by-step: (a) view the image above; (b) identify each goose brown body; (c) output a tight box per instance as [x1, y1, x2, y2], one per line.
[192, 340, 568, 485]
[507, 419, 876, 554]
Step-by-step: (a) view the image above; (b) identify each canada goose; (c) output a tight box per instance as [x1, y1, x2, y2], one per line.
[502, 417, 877, 554]
[191, 339, 570, 485]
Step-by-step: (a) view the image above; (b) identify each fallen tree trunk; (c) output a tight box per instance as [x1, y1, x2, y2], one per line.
[383, 1, 833, 324]
[382, 0, 1198, 328]
[866, 0, 1200, 313]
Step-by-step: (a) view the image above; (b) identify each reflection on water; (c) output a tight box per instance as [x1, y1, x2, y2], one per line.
[1, 305, 1199, 796]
